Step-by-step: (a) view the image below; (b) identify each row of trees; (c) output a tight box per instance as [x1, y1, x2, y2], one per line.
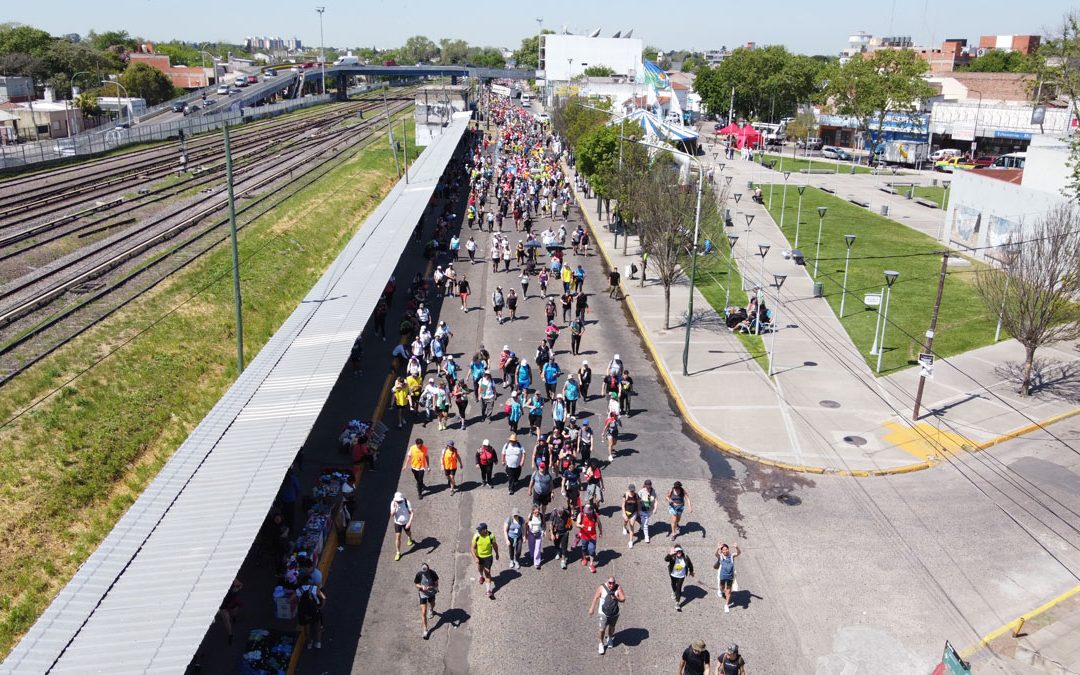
[553, 97, 724, 327]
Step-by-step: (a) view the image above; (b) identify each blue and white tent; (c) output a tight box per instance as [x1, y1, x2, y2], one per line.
[616, 108, 699, 143]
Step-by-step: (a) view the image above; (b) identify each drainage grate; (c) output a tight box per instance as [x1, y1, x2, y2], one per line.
[819, 400, 841, 409]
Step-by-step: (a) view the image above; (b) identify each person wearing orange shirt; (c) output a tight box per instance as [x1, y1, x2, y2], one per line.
[442, 441, 462, 495]
[402, 438, 430, 499]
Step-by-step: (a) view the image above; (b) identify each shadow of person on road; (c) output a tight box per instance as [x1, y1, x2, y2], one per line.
[430, 607, 471, 633]
[493, 567, 521, 592]
[730, 588, 761, 610]
[594, 549, 622, 567]
[679, 583, 708, 608]
[615, 627, 649, 647]
[680, 521, 708, 540]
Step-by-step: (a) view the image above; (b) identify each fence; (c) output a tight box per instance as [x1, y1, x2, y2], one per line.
[0, 94, 333, 172]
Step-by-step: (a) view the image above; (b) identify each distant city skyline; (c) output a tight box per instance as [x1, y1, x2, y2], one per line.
[7, 0, 1076, 56]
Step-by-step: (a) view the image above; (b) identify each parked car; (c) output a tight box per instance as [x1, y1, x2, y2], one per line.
[983, 152, 1026, 169]
[821, 145, 852, 160]
[797, 137, 824, 151]
[935, 156, 994, 172]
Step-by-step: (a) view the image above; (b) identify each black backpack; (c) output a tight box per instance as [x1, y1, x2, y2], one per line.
[601, 585, 620, 617]
[297, 585, 321, 622]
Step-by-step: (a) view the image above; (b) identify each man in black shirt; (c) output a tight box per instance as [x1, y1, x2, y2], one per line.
[607, 269, 621, 299]
[414, 563, 440, 639]
[679, 639, 711, 675]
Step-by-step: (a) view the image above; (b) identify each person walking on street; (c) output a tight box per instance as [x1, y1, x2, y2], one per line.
[549, 505, 574, 569]
[526, 504, 546, 569]
[570, 315, 585, 355]
[478, 372, 497, 419]
[466, 236, 477, 262]
[506, 288, 519, 321]
[560, 291, 574, 322]
[441, 441, 461, 495]
[506, 391, 524, 433]
[415, 563, 439, 639]
[588, 577, 625, 654]
[393, 377, 410, 429]
[504, 508, 525, 569]
[529, 461, 554, 515]
[502, 433, 525, 494]
[389, 492, 416, 561]
[526, 390, 544, 435]
[720, 645, 746, 674]
[578, 419, 594, 463]
[563, 375, 580, 416]
[679, 640, 711, 675]
[665, 544, 695, 610]
[715, 542, 741, 613]
[621, 484, 641, 548]
[639, 480, 657, 543]
[403, 438, 430, 499]
[578, 360, 592, 400]
[476, 439, 497, 488]
[577, 502, 602, 573]
[668, 481, 692, 540]
[492, 286, 506, 323]
[471, 523, 500, 599]
[575, 291, 589, 320]
[519, 269, 530, 298]
[458, 275, 471, 311]
[453, 379, 469, 429]
[297, 573, 326, 650]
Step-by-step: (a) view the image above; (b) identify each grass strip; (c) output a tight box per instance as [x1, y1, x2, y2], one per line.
[0, 114, 419, 657]
[762, 186, 995, 373]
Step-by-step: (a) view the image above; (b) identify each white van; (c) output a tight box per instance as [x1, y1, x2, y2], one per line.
[987, 152, 1026, 169]
[521, 93, 533, 105]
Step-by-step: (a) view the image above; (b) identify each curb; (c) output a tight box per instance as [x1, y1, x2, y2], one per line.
[570, 181, 933, 478]
[958, 583, 1080, 661]
[972, 405, 1080, 452]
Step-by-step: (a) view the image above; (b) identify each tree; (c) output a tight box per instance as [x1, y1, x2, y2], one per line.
[1036, 13, 1080, 198]
[583, 64, 615, 77]
[962, 49, 1034, 73]
[468, 47, 506, 68]
[552, 97, 609, 152]
[630, 162, 723, 328]
[785, 110, 818, 142]
[86, 30, 138, 52]
[511, 29, 553, 69]
[0, 51, 47, 79]
[74, 91, 100, 117]
[399, 35, 439, 64]
[118, 62, 173, 105]
[0, 24, 54, 57]
[820, 49, 934, 150]
[680, 54, 707, 72]
[643, 45, 659, 63]
[975, 205, 1080, 396]
[439, 38, 469, 64]
[693, 45, 824, 122]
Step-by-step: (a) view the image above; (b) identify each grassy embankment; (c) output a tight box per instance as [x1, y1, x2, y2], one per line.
[0, 113, 421, 656]
[762, 187, 995, 373]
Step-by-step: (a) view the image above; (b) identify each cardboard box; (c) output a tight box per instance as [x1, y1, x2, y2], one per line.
[274, 594, 296, 620]
[345, 520, 365, 546]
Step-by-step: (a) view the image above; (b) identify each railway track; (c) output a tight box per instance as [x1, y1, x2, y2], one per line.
[0, 97, 416, 385]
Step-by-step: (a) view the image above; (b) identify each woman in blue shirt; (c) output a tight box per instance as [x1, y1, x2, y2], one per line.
[563, 376, 580, 416]
[527, 391, 544, 435]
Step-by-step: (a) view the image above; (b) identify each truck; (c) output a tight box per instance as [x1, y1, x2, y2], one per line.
[334, 55, 360, 66]
[882, 140, 928, 167]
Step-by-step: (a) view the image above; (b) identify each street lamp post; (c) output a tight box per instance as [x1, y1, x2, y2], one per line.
[875, 270, 900, 374]
[779, 171, 791, 230]
[813, 206, 827, 279]
[755, 243, 770, 335]
[839, 234, 856, 316]
[66, 70, 89, 139]
[316, 6, 326, 96]
[794, 185, 806, 247]
[768, 273, 787, 376]
[536, 18, 543, 71]
[724, 234, 739, 308]
[102, 80, 129, 125]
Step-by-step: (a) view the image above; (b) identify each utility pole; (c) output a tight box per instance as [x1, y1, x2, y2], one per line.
[316, 6, 326, 96]
[384, 92, 400, 176]
[401, 117, 410, 184]
[912, 252, 949, 420]
[223, 125, 245, 375]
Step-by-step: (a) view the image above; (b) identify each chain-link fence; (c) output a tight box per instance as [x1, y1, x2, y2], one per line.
[0, 94, 333, 172]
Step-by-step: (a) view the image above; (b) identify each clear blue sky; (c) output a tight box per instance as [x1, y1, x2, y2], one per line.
[8, 0, 1076, 54]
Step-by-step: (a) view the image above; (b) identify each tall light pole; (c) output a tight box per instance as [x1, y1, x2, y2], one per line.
[316, 6, 326, 96]
[66, 71, 89, 138]
[536, 17, 543, 72]
[794, 185, 806, 247]
[223, 124, 245, 375]
[102, 79, 129, 125]
[839, 234, 856, 316]
[779, 171, 791, 230]
[876, 270, 900, 374]
[813, 206, 827, 279]
[198, 50, 218, 85]
[768, 273, 787, 376]
[755, 243, 770, 335]
[724, 234, 739, 308]
[970, 88, 983, 158]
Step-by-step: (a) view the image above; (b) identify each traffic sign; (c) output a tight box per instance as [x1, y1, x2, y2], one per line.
[919, 353, 935, 379]
[935, 641, 970, 674]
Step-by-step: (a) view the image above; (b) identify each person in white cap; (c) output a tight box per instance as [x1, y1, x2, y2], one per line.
[389, 492, 416, 562]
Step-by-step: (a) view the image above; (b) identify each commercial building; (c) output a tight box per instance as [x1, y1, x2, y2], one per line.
[129, 52, 211, 89]
[0, 100, 76, 140]
[977, 34, 1040, 55]
[541, 34, 643, 82]
[943, 134, 1070, 259]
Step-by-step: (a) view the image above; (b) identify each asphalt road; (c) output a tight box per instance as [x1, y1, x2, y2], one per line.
[197, 126, 1080, 675]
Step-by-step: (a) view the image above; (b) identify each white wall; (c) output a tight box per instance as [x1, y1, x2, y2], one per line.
[1021, 134, 1073, 197]
[930, 101, 1073, 138]
[543, 35, 643, 82]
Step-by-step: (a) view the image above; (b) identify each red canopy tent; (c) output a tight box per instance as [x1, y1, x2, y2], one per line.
[715, 122, 741, 135]
[715, 123, 762, 148]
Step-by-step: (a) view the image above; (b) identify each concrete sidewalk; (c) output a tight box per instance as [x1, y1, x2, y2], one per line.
[570, 151, 1080, 474]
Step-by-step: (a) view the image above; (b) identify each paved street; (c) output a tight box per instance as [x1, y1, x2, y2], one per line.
[188, 117, 1080, 675]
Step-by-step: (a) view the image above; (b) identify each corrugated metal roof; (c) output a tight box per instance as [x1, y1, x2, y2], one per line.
[2, 113, 473, 675]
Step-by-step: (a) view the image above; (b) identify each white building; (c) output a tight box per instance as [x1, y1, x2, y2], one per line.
[943, 134, 1072, 258]
[541, 34, 643, 82]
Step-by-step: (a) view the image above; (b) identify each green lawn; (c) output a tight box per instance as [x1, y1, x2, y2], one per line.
[691, 217, 769, 372]
[912, 186, 950, 210]
[758, 152, 874, 175]
[763, 187, 996, 373]
[0, 112, 417, 656]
